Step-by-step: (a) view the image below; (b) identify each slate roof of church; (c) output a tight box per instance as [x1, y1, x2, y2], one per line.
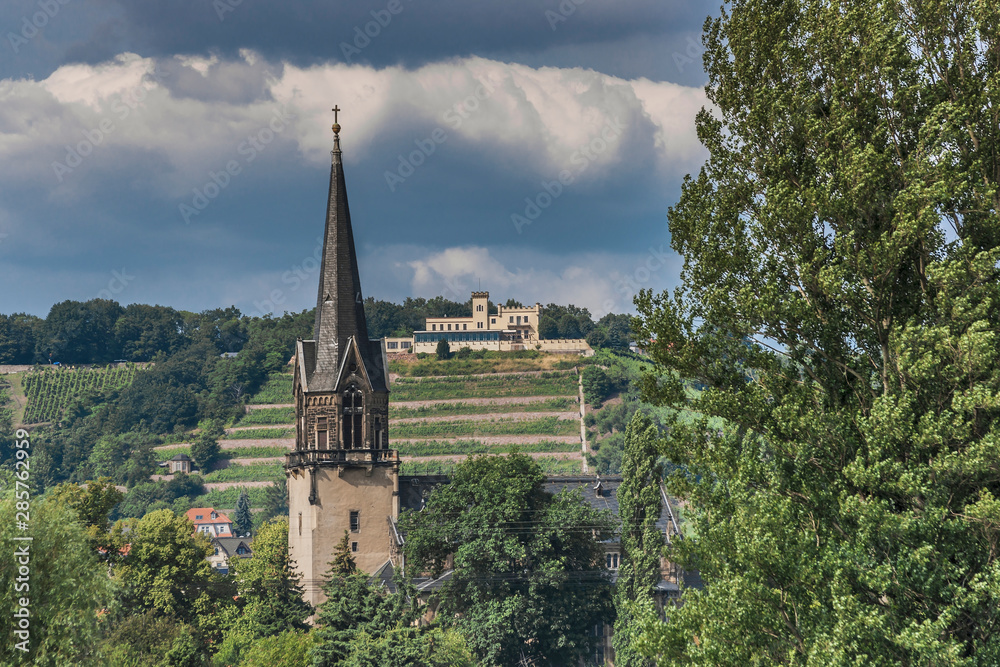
[299, 129, 388, 394]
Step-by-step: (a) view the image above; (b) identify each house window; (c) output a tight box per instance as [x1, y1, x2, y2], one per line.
[351, 542, 358, 552]
[350, 511, 360, 532]
[317, 416, 328, 449]
[387, 341, 397, 349]
[401, 341, 410, 348]
[447, 323, 452, 330]
[298, 512, 302, 536]
[196, 515, 203, 520]
[236, 545, 249, 555]
[491, 318, 496, 324]
[606, 553, 620, 569]
[509, 316, 514, 323]
[375, 416, 384, 449]
[432, 324, 436, 331]
[463, 324, 467, 330]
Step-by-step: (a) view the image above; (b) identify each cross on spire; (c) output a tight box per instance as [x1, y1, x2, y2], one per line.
[332, 105, 340, 123]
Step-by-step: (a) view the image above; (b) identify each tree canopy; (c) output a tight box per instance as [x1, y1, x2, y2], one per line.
[635, 0, 1000, 663]
[399, 453, 617, 666]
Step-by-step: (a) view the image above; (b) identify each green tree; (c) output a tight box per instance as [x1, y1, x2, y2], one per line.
[238, 629, 317, 667]
[435, 338, 451, 360]
[330, 530, 357, 575]
[49, 476, 124, 556]
[634, 0, 1000, 664]
[111, 509, 214, 621]
[190, 420, 223, 472]
[0, 312, 42, 364]
[36, 298, 123, 364]
[234, 488, 252, 537]
[399, 453, 616, 665]
[216, 519, 311, 664]
[613, 413, 664, 667]
[311, 573, 415, 667]
[0, 490, 113, 665]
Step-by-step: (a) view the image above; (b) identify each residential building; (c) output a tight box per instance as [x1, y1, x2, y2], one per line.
[210, 537, 253, 574]
[186, 508, 234, 538]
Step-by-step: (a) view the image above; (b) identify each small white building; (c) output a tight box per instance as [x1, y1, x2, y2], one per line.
[186, 508, 234, 538]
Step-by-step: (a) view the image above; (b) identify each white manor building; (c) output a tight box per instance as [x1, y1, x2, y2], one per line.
[384, 291, 592, 355]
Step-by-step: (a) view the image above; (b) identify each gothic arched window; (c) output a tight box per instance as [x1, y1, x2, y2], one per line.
[342, 385, 364, 449]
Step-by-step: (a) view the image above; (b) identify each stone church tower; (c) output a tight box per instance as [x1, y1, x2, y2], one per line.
[287, 113, 399, 607]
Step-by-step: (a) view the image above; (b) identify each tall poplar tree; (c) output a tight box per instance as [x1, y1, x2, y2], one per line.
[613, 412, 664, 667]
[635, 0, 1000, 664]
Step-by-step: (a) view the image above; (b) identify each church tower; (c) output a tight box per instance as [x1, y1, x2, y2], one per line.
[287, 110, 398, 607]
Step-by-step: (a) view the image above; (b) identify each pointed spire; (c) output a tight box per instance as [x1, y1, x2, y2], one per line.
[310, 108, 380, 391]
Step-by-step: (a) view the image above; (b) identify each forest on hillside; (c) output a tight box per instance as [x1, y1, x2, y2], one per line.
[0, 296, 632, 366]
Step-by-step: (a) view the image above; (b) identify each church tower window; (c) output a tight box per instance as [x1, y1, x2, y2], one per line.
[342, 385, 364, 449]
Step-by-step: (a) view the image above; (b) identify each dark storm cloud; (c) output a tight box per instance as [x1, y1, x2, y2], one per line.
[3, 0, 716, 84]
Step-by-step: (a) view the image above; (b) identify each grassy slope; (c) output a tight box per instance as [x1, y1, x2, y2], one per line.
[197, 352, 586, 486]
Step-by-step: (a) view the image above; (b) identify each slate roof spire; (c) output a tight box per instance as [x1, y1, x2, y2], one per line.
[309, 109, 382, 391]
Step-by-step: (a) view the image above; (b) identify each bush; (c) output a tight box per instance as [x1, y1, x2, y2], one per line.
[581, 366, 612, 406]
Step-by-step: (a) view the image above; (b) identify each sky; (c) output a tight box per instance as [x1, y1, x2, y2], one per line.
[0, 0, 718, 320]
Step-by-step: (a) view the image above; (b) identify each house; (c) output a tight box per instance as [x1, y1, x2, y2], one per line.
[162, 453, 193, 474]
[186, 508, 234, 538]
[394, 290, 593, 355]
[210, 537, 253, 574]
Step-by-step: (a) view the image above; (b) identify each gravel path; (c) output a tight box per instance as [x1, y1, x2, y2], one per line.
[245, 403, 294, 411]
[215, 457, 284, 466]
[401, 451, 582, 462]
[392, 369, 575, 382]
[392, 411, 578, 425]
[155, 439, 295, 451]
[226, 425, 293, 433]
[391, 434, 579, 446]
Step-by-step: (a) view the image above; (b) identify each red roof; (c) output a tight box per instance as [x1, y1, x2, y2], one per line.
[186, 507, 232, 525]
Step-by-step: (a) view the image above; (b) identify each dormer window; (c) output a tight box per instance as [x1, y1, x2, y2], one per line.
[595, 482, 604, 498]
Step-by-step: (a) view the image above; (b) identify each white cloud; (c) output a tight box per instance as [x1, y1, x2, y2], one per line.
[365, 244, 682, 318]
[0, 52, 708, 196]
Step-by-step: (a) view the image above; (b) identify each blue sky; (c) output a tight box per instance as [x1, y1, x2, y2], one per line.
[0, 0, 716, 319]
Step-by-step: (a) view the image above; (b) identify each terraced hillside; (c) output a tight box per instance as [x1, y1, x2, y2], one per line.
[163, 353, 588, 502]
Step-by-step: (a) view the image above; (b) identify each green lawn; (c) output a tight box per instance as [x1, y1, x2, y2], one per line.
[389, 397, 576, 419]
[392, 416, 578, 439]
[401, 456, 581, 476]
[246, 372, 293, 404]
[238, 406, 295, 425]
[224, 427, 295, 440]
[202, 463, 284, 483]
[396, 440, 579, 457]
[390, 372, 577, 401]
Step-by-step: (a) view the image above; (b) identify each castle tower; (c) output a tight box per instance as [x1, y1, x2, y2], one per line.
[287, 111, 398, 607]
